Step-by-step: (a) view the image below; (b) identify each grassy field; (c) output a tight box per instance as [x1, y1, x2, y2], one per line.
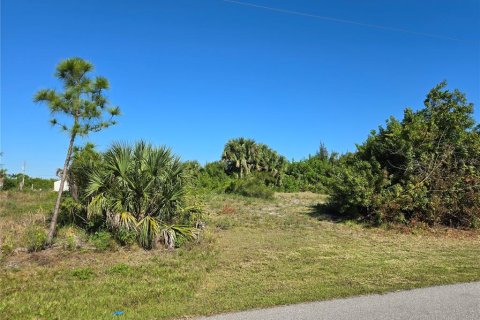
[1, 191, 479, 319]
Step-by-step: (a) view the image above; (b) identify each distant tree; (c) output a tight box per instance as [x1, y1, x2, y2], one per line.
[222, 138, 286, 184]
[283, 147, 337, 193]
[0, 173, 54, 191]
[182, 160, 202, 180]
[0, 170, 5, 190]
[0, 152, 4, 190]
[222, 138, 253, 178]
[34, 58, 120, 244]
[316, 142, 329, 161]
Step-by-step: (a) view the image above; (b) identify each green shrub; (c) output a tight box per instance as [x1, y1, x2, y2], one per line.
[25, 226, 47, 252]
[89, 231, 115, 251]
[329, 155, 384, 218]
[58, 196, 86, 227]
[65, 235, 77, 250]
[174, 234, 189, 248]
[1, 174, 55, 191]
[83, 142, 196, 249]
[280, 174, 305, 193]
[193, 161, 232, 192]
[115, 229, 137, 246]
[226, 178, 274, 199]
[69, 143, 103, 201]
[281, 148, 337, 193]
[329, 82, 480, 228]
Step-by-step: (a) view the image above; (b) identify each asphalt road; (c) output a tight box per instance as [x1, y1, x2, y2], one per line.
[197, 281, 480, 320]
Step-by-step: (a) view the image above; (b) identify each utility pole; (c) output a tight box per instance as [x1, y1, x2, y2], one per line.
[19, 161, 25, 191]
[0, 152, 4, 191]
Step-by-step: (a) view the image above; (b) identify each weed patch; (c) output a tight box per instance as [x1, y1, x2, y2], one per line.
[71, 267, 96, 280]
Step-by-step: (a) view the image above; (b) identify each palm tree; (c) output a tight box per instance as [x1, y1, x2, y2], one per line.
[222, 138, 254, 178]
[222, 138, 287, 185]
[85, 141, 196, 249]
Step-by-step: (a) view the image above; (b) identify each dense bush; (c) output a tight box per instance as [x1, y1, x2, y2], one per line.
[186, 141, 338, 196]
[226, 177, 274, 199]
[330, 82, 480, 228]
[282, 144, 338, 193]
[90, 231, 116, 251]
[115, 229, 137, 246]
[58, 195, 89, 227]
[190, 161, 233, 192]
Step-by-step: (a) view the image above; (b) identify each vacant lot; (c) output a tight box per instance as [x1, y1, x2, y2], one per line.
[1, 191, 479, 319]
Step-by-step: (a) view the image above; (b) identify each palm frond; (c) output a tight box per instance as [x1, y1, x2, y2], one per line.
[108, 211, 137, 231]
[160, 224, 198, 249]
[137, 216, 160, 249]
[87, 194, 107, 218]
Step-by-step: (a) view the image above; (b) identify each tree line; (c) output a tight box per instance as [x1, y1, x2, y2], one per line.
[17, 57, 480, 250]
[190, 83, 480, 228]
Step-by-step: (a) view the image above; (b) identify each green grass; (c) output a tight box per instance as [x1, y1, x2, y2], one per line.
[0, 191, 56, 219]
[0, 191, 55, 249]
[1, 191, 479, 319]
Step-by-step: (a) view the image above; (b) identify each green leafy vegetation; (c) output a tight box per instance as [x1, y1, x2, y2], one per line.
[34, 57, 120, 244]
[24, 226, 48, 252]
[329, 82, 480, 227]
[281, 143, 338, 193]
[71, 267, 96, 280]
[190, 161, 233, 192]
[226, 177, 275, 199]
[185, 139, 340, 198]
[0, 237, 14, 260]
[186, 82, 480, 230]
[68, 142, 102, 201]
[90, 231, 116, 251]
[222, 138, 286, 185]
[66, 141, 202, 250]
[0, 174, 55, 191]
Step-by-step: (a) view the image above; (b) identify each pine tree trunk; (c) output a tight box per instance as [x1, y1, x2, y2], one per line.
[47, 134, 75, 244]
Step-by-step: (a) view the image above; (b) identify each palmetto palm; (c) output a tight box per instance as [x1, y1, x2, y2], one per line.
[222, 138, 253, 178]
[222, 138, 287, 185]
[85, 141, 195, 249]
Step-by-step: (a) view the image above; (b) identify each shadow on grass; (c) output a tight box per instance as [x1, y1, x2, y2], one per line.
[306, 202, 357, 223]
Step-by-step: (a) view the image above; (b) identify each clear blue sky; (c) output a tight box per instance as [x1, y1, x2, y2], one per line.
[1, 0, 479, 178]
